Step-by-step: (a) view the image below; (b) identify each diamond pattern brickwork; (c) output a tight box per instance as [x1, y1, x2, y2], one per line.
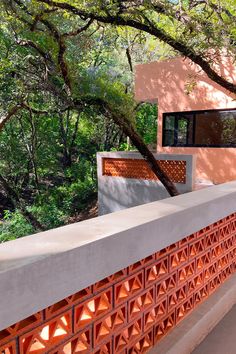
[102, 158, 187, 184]
[1, 213, 236, 353]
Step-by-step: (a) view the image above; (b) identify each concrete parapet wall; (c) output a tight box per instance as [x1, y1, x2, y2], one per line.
[97, 151, 195, 215]
[1, 182, 236, 353]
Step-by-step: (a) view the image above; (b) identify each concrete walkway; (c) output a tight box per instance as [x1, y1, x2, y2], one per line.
[192, 305, 236, 354]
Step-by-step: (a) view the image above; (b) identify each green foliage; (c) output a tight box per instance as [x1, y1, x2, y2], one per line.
[31, 203, 68, 229]
[136, 104, 157, 145]
[0, 210, 34, 243]
[33, 162, 96, 228]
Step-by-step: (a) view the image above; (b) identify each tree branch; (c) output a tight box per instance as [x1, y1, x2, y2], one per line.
[17, 39, 53, 63]
[0, 103, 24, 131]
[41, 19, 72, 93]
[75, 95, 179, 196]
[126, 47, 133, 72]
[37, 0, 236, 95]
[63, 18, 94, 38]
[0, 102, 48, 132]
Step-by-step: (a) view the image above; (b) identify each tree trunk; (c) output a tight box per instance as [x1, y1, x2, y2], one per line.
[73, 97, 179, 196]
[104, 105, 179, 197]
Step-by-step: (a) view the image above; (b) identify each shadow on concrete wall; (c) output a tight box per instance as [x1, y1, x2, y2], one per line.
[98, 178, 174, 215]
[161, 146, 236, 184]
[196, 148, 236, 184]
[136, 56, 236, 112]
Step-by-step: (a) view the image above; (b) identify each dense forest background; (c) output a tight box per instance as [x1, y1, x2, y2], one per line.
[1, 0, 235, 242]
[0, 1, 166, 241]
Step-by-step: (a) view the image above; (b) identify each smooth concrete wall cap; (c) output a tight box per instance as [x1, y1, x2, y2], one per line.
[97, 151, 194, 159]
[1, 181, 236, 330]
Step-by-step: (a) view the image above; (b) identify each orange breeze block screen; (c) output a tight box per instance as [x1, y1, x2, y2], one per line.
[1, 213, 236, 353]
[102, 158, 187, 184]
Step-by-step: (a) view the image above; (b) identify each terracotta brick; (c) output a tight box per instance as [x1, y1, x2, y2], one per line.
[128, 287, 155, 322]
[46, 287, 92, 319]
[208, 275, 221, 295]
[0, 213, 235, 354]
[156, 243, 178, 259]
[222, 264, 234, 279]
[219, 222, 231, 240]
[188, 272, 204, 295]
[145, 257, 168, 287]
[205, 230, 219, 250]
[225, 213, 236, 223]
[224, 235, 235, 252]
[178, 234, 196, 247]
[194, 284, 208, 305]
[156, 272, 177, 301]
[115, 271, 144, 306]
[0, 340, 17, 354]
[128, 254, 155, 274]
[178, 260, 195, 285]
[49, 327, 91, 353]
[196, 251, 211, 271]
[220, 265, 233, 283]
[93, 340, 112, 354]
[176, 296, 194, 323]
[195, 225, 213, 238]
[204, 262, 218, 281]
[221, 215, 234, 228]
[93, 269, 127, 292]
[154, 311, 175, 343]
[127, 329, 153, 354]
[168, 285, 187, 311]
[74, 288, 112, 331]
[230, 215, 236, 233]
[19, 311, 72, 353]
[0, 312, 43, 347]
[143, 298, 167, 332]
[189, 237, 205, 259]
[231, 247, 236, 260]
[169, 246, 188, 270]
[218, 254, 229, 270]
[102, 158, 186, 184]
[227, 249, 235, 263]
[114, 317, 142, 353]
[94, 305, 127, 347]
[211, 243, 225, 262]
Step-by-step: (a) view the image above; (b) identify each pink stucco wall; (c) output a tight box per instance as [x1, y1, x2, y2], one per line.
[135, 56, 236, 184]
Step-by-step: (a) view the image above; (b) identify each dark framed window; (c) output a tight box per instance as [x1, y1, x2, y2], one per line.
[162, 109, 236, 147]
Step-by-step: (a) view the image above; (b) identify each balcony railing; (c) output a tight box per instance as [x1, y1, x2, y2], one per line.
[0, 182, 236, 353]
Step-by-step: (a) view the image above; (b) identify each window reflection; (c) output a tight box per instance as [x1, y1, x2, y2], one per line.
[163, 110, 236, 147]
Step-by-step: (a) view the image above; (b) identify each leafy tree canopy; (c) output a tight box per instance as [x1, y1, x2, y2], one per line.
[30, 0, 236, 95]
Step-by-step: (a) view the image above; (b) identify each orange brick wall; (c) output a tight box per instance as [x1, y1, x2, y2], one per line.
[103, 158, 187, 184]
[1, 213, 236, 353]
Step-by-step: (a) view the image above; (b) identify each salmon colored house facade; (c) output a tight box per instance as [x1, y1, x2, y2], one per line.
[135, 56, 236, 184]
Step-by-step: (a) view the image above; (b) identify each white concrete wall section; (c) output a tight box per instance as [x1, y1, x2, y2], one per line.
[97, 151, 195, 215]
[1, 181, 236, 331]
